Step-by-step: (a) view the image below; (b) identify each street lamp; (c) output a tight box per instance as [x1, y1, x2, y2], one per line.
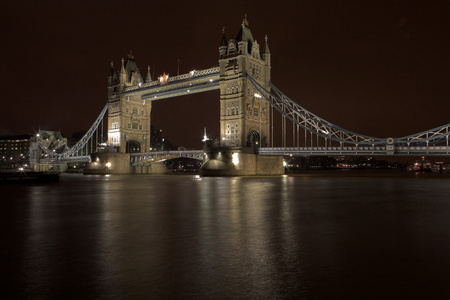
[254, 93, 262, 148]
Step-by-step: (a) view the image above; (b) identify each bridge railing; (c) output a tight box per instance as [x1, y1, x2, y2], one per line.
[123, 66, 220, 93]
[37, 104, 108, 159]
[247, 74, 450, 150]
[260, 146, 450, 156]
[130, 150, 204, 165]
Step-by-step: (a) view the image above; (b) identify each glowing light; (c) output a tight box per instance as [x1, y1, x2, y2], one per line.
[159, 72, 169, 84]
[232, 153, 239, 165]
[283, 160, 287, 167]
[106, 162, 111, 168]
[254, 93, 262, 98]
[202, 127, 208, 142]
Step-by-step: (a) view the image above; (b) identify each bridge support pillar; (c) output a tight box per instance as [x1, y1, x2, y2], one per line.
[85, 153, 131, 174]
[131, 162, 167, 174]
[200, 146, 284, 176]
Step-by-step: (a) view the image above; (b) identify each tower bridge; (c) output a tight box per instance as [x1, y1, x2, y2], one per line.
[31, 16, 450, 175]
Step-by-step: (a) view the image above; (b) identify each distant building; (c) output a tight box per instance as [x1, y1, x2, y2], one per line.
[0, 134, 32, 160]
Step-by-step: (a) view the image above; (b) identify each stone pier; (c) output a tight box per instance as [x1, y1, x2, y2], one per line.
[200, 147, 284, 176]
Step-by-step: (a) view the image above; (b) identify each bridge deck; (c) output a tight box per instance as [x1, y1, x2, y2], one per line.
[260, 146, 450, 156]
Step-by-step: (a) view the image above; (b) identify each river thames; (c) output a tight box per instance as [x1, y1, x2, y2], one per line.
[2, 171, 450, 299]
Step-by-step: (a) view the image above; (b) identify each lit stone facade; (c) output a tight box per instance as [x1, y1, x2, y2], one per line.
[107, 53, 152, 153]
[219, 17, 271, 147]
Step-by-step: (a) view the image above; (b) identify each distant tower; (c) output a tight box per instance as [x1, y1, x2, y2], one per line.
[107, 52, 152, 153]
[219, 16, 271, 148]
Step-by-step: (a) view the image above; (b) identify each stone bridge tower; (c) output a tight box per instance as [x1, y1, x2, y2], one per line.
[107, 52, 152, 153]
[219, 16, 271, 148]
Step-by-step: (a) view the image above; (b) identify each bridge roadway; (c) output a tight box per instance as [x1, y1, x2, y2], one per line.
[129, 145, 450, 167]
[130, 150, 204, 166]
[122, 67, 220, 100]
[260, 146, 450, 156]
[40, 156, 92, 164]
[38, 144, 450, 167]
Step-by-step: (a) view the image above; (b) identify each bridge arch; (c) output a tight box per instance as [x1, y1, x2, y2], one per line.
[247, 130, 261, 148]
[126, 140, 141, 153]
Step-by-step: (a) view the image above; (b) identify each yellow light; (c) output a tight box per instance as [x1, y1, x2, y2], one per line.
[232, 153, 239, 165]
[106, 162, 111, 168]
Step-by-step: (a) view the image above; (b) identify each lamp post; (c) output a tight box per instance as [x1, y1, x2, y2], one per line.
[254, 93, 262, 147]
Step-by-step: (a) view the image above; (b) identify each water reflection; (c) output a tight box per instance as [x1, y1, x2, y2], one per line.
[2, 173, 450, 298]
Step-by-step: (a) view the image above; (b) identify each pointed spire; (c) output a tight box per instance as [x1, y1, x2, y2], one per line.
[109, 61, 115, 77]
[128, 50, 135, 60]
[120, 58, 125, 74]
[220, 27, 227, 47]
[146, 65, 152, 83]
[242, 14, 249, 27]
[264, 35, 271, 55]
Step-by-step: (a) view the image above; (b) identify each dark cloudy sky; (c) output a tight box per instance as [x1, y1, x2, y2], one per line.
[1, 0, 449, 148]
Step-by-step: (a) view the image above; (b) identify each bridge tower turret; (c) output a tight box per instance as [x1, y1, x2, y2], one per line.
[107, 52, 152, 153]
[219, 16, 271, 148]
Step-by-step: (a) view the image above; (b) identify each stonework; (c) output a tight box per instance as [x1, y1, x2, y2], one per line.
[219, 16, 271, 148]
[107, 53, 152, 153]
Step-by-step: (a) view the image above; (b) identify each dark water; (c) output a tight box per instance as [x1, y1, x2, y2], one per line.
[1, 171, 450, 299]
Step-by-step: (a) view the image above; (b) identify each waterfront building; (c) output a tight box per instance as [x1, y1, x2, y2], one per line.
[0, 134, 32, 162]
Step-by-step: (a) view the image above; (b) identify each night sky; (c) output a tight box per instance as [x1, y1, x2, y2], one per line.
[1, 0, 449, 149]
